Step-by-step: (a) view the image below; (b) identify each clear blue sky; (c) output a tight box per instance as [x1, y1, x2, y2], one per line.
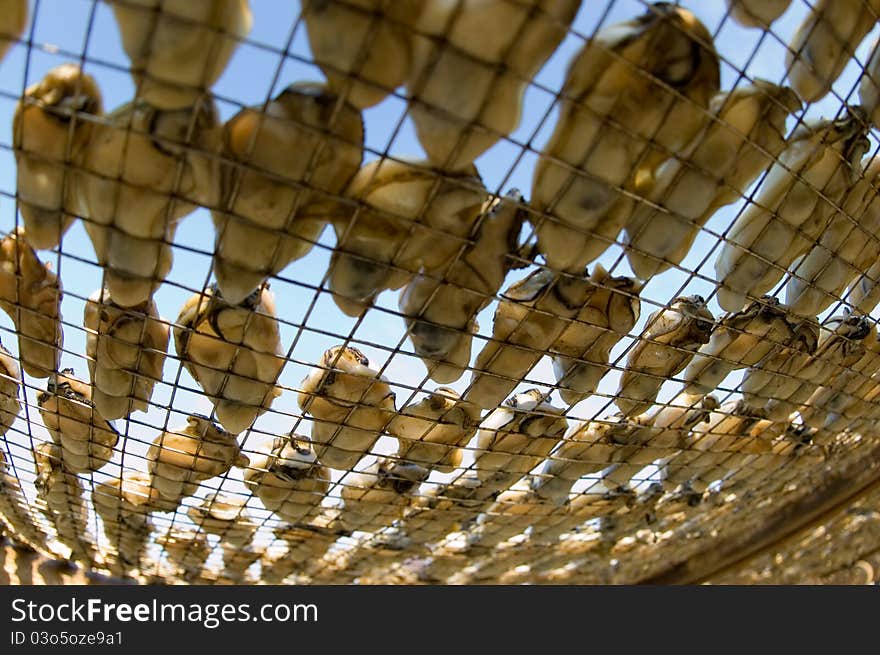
[0, 1, 877, 571]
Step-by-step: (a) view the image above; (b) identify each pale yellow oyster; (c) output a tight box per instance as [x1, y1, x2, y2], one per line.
[37, 369, 119, 474]
[399, 189, 527, 383]
[531, 4, 720, 273]
[471, 389, 567, 497]
[464, 481, 556, 550]
[799, 329, 880, 431]
[156, 527, 211, 581]
[328, 157, 486, 316]
[601, 393, 721, 492]
[660, 400, 780, 501]
[530, 412, 650, 505]
[528, 482, 634, 546]
[785, 157, 880, 317]
[406, 0, 580, 171]
[212, 82, 364, 304]
[466, 266, 641, 410]
[297, 345, 396, 470]
[79, 95, 221, 306]
[242, 435, 330, 524]
[725, 0, 791, 28]
[220, 543, 262, 583]
[13, 64, 102, 250]
[714, 108, 869, 313]
[0, 448, 45, 552]
[0, 228, 64, 378]
[764, 314, 873, 421]
[550, 267, 642, 406]
[34, 441, 97, 564]
[683, 296, 803, 395]
[787, 0, 880, 103]
[387, 387, 481, 473]
[147, 413, 249, 502]
[186, 492, 257, 547]
[92, 469, 175, 576]
[334, 457, 429, 533]
[108, 0, 253, 109]
[314, 525, 414, 584]
[616, 295, 714, 417]
[623, 81, 800, 280]
[302, 0, 422, 109]
[720, 424, 820, 492]
[0, 339, 21, 436]
[0, 0, 27, 63]
[846, 257, 880, 315]
[861, 37, 880, 129]
[397, 476, 491, 546]
[174, 283, 285, 435]
[84, 287, 169, 420]
[263, 519, 342, 583]
[740, 315, 820, 418]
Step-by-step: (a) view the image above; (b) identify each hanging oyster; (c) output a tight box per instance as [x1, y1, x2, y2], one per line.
[147, 413, 248, 502]
[37, 369, 119, 474]
[242, 435, 330, 524]
[174, 283, 285, 434]
[0, 228, 63, 378]
[297, 345, 396, 470]
[84, 287, 169, 420]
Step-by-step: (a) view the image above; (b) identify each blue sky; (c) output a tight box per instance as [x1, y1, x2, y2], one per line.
[1, 0, 878, 573]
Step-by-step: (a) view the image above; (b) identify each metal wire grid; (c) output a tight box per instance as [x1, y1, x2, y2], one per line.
[0, 0, 879, 584]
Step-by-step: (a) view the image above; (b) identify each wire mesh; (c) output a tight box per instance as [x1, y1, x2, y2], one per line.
[1, 0, 880, 585]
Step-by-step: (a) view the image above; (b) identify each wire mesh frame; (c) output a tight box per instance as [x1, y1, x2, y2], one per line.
[0, 0, 880, 585]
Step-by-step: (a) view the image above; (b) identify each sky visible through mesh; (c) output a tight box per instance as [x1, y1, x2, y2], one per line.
[1, 0, 879, 583]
